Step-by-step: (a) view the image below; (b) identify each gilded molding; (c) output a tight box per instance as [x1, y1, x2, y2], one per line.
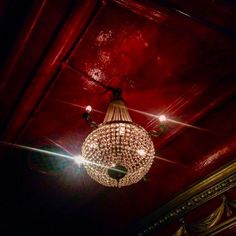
[133, 161, 236, 236]
[173, 196, 236, 235]
[201, 216, 236, 236]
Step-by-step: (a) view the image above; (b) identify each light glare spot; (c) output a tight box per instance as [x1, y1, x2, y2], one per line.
[96, 30, 113, 45]
[88, 68, 105, 81]
[159, 115, 167, 122]
[74, 155, 84, 166]
[119, 127, 125, 135]
[85, 105, 92, 113]
[137, 149, 146, 156]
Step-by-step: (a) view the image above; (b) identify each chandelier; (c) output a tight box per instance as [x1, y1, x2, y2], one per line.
[81, 91, 155, 187]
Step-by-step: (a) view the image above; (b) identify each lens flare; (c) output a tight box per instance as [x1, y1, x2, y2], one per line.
[0, 141, 74, 159]
[0, 139, 185, 175]
[155, 155, 185, 166]
[167, 118, 208, 132]
[47, 138, 74, 156]
[128, 107, 208, 132]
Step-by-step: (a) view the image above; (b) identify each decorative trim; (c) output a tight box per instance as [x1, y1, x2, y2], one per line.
[173, 196, 236, 235]
[131, 161, 236, 236]
[201, 216, 236, 236]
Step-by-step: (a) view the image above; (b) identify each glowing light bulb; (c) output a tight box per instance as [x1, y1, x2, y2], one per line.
[137, 149, 146, 156]
[85, 105, 92, 113]
[159, 115, 167, 122]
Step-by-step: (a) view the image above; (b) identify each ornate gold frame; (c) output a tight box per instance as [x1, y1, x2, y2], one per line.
[202, 216, 236, 236]
[132, 160, 236, 235]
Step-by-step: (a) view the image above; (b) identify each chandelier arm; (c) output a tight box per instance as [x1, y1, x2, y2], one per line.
[149, 130, 163, 137]
[149, 124, 168, 137]
[82, 112, 98, 129]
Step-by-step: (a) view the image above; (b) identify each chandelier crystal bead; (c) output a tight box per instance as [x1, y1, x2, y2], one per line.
[81, 98, 155, 187]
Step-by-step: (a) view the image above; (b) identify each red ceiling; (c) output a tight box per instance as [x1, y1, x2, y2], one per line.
[0, 0, 235, 235]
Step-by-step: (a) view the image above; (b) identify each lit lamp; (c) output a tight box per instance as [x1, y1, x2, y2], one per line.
[82, 90, 155, 187]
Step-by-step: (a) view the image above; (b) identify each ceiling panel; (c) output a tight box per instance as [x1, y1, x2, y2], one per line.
[0, 0, 235, 235]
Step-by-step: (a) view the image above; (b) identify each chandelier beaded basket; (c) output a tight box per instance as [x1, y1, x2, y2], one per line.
[82, 96, 155, 188]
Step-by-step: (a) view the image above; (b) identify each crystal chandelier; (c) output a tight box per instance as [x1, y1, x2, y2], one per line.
[82, 93, 155, 187]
